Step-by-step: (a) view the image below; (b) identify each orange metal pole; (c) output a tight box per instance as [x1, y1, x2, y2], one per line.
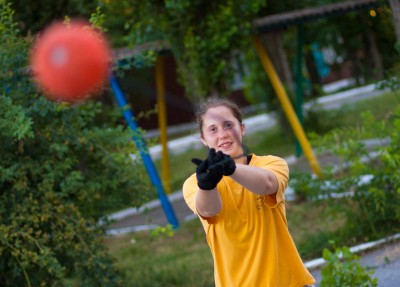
[155, 55, 171, 193]
[252, 36, 322, 177]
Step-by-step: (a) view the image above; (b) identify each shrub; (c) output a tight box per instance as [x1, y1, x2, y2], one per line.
[0, 1, 151, 285]
[320, 243, 378, 287]
[291, 107, 400, 242]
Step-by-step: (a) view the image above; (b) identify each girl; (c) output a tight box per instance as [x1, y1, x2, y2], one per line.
[183, 97, 315, 287]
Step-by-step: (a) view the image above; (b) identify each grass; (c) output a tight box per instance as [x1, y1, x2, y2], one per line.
[104, 220, 214, 287]
[103, 199, 347, 286]
[102, 89, 400, 286]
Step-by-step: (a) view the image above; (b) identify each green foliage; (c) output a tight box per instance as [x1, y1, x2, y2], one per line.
[242, 45, 273, 106]
[10, 0, 99, 35]
[104, 0, 267, 99]
[320, 243, 378, 287]
[302, 91, 400, 136]
[0, 1, 152, 285]
[377, 38, 400, 92]
[0, 193, 125, 286]
[302, 103, 352, 134]
[90, 6, 107, 32]
[150, 224, 174, 239]
[291, 105, 400, 241]
[297, 2, 395, 84]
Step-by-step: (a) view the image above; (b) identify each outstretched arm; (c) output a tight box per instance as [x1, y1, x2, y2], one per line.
[230, 164, 278, 195]
[192, 149, 224, 217]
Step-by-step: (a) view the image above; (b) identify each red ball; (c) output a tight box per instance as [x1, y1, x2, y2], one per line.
[30, 20, 112, 102]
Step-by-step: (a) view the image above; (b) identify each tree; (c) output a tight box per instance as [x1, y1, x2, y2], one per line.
[9, 0, 98, 35]
[103, 0, 267, 102]
[0, 1, 151, 285]
[388, 0, 400, 43]
[11, 0, 399, 104]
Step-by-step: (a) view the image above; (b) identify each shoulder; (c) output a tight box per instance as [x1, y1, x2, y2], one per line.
[182, 173, 198, 211]
[250, 154, 288, 168]
[250, 154, 289, 183]
[252, 155, 289, 204]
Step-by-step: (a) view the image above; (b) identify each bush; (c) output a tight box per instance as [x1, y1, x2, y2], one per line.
[291, 107, 400, 242]
[320, 243, 378, 287]
[0, 1, 151, 285]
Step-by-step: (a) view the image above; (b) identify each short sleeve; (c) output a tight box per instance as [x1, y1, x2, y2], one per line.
[182, 173, 198, 213]
[251, 155, 289, 207]
[183, 174, 220, 230]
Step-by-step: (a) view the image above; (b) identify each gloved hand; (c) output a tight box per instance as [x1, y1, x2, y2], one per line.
[219, 153, 236, 176]
[205, 149, 236, 176]
[191, 148, 224, 190]
[191, 148, 236, 190]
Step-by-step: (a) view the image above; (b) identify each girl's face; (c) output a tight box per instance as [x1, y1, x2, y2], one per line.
[200, 106, 245, 162]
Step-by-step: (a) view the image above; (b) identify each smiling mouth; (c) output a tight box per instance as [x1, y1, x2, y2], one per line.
[219, 142, 232, 149]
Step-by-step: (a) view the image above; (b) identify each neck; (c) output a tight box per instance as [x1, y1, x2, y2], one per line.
[234, 154, 248, 165]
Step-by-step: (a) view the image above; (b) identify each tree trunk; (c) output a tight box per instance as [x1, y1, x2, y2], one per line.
[366, 29, 384, 80]
[388, 0, 400, 43]
[260, 31, 295, 136]
[261, 31, 295, 97]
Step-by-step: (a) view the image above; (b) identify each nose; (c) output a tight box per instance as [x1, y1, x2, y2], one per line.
[218, 128, 228, 138]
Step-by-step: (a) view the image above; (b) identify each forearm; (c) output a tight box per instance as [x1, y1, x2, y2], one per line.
[195, 188, 222, 217]
[230, 164, 278, 195]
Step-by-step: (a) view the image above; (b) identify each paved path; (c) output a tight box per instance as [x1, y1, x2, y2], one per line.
[105, 192, 195, 234]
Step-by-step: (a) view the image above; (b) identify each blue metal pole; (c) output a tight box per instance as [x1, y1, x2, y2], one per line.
[109, 73, 179, 229]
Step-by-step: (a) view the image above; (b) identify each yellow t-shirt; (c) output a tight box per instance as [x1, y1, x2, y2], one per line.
[183, 154, 315, 287]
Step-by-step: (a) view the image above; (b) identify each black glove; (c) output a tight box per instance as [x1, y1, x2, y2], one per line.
[191, 149, 237, 190]
[219, 153, 236, 176]
[191, 148, 224, 190]
[205, 149, 236, 176]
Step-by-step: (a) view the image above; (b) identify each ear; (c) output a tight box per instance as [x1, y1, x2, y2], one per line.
[200, 136, 208, 147]
[241, 123, 246, 137]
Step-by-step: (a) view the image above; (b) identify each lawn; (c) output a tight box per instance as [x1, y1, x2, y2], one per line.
[103, 199, 347, 287]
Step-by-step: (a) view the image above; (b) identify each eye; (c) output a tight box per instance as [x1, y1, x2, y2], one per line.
[224, 122, 233, 129]
[208, 127, 217, 133]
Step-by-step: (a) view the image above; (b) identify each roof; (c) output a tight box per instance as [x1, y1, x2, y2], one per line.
[112, 40, 169, 62]
[254, 0, 379, 32]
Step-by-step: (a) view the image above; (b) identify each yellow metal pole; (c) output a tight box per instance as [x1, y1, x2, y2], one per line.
[252, 36, 322, 177]
[155, 55, 171, 193]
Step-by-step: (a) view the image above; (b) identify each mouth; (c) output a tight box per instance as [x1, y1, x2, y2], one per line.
[218, 142, 233, 150]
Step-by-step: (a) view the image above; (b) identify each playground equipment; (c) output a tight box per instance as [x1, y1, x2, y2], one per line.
[109, 74, 179, 229]
[252, 36, 322, 177]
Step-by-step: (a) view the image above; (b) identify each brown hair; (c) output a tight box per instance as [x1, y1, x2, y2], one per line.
[196, 97, 243, 136]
